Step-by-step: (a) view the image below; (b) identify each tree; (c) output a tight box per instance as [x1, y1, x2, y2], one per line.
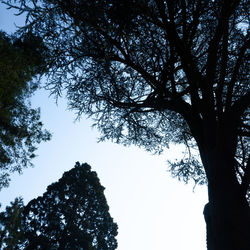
[0, 162, 118, 249]
[0, 197, 25, 249]
[4, 1, 249, 249]
[0, 31, 51, 190]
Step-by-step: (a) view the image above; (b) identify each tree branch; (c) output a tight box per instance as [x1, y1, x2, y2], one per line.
[216, 18, 229, 120]
[225, 37, 250, 111]
[241, 157, 250, 196]
[230, 91, 250, 118]
[154, 0, 203, 118]
[205, 0, 240, 84]
[186, 0, 202, 46]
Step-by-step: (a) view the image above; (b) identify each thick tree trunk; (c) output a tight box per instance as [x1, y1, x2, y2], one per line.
[204, 200, 250, 250]
[196, 114, 250, 250]
[203, 154, 250, 250]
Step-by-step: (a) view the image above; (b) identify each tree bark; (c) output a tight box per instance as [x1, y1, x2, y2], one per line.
[204, 200, 250, 250]
[203, 154, 250, 250]
[196, 110, 250, 250]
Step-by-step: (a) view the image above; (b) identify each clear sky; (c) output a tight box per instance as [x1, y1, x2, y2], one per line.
[0, 3, 208, 250]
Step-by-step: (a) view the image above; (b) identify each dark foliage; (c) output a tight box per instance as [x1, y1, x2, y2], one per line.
[3, 1, 249, 249]
[4, 0, 249, 188]
[0, 31, 51, 190]
[0, 197, 25, 248]
[0, 162, 118, 249]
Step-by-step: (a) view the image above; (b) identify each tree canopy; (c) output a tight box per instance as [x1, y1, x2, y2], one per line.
[0, 31, 51, 190]
[4, 0, 249, 189]
[3, 1, 249, 249]
[0, 162, 118, 249]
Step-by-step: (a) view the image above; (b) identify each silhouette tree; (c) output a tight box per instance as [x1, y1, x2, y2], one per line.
[4, 1, 249, 249]
[0, 197, 25, 248]
[0, 162, 118, 249]
[0, 31, 51, 190]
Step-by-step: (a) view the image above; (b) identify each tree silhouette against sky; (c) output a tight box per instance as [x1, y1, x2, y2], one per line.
[0, 31, 51, 190]
[0, 162, 118, 249]
[3, 0, 249, 249]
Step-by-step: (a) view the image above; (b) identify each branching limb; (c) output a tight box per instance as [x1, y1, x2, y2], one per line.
[225, 37, 250, 111]
[241, 157, 250, 197]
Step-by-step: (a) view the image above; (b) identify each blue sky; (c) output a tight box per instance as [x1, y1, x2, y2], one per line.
[0, 3, 208, 249]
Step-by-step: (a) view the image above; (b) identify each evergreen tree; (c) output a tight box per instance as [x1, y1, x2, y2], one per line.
[0, 162, 118, 249]
[0, 197, 25, 249]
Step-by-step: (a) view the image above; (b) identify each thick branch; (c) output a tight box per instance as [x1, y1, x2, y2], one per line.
[241, 157, 250, 196]
[154, 0, 203, 116]
[216, 19, 229, 119]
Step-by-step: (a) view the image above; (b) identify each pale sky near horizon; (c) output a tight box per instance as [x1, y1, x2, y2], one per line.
[0, 4, 208, 250]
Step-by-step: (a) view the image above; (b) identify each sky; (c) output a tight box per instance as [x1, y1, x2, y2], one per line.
[0, 4, 208, 250]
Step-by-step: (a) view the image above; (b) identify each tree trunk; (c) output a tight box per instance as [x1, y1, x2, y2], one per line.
[204, 201, 250, 250]
[203, 153, 250, 250]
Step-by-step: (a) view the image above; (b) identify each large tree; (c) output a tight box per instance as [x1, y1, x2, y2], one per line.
[0, 162, 118, 249]
[0, 31, 51, 190]
[0, 197, 25, 248]
[4, 0, 249, 249]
